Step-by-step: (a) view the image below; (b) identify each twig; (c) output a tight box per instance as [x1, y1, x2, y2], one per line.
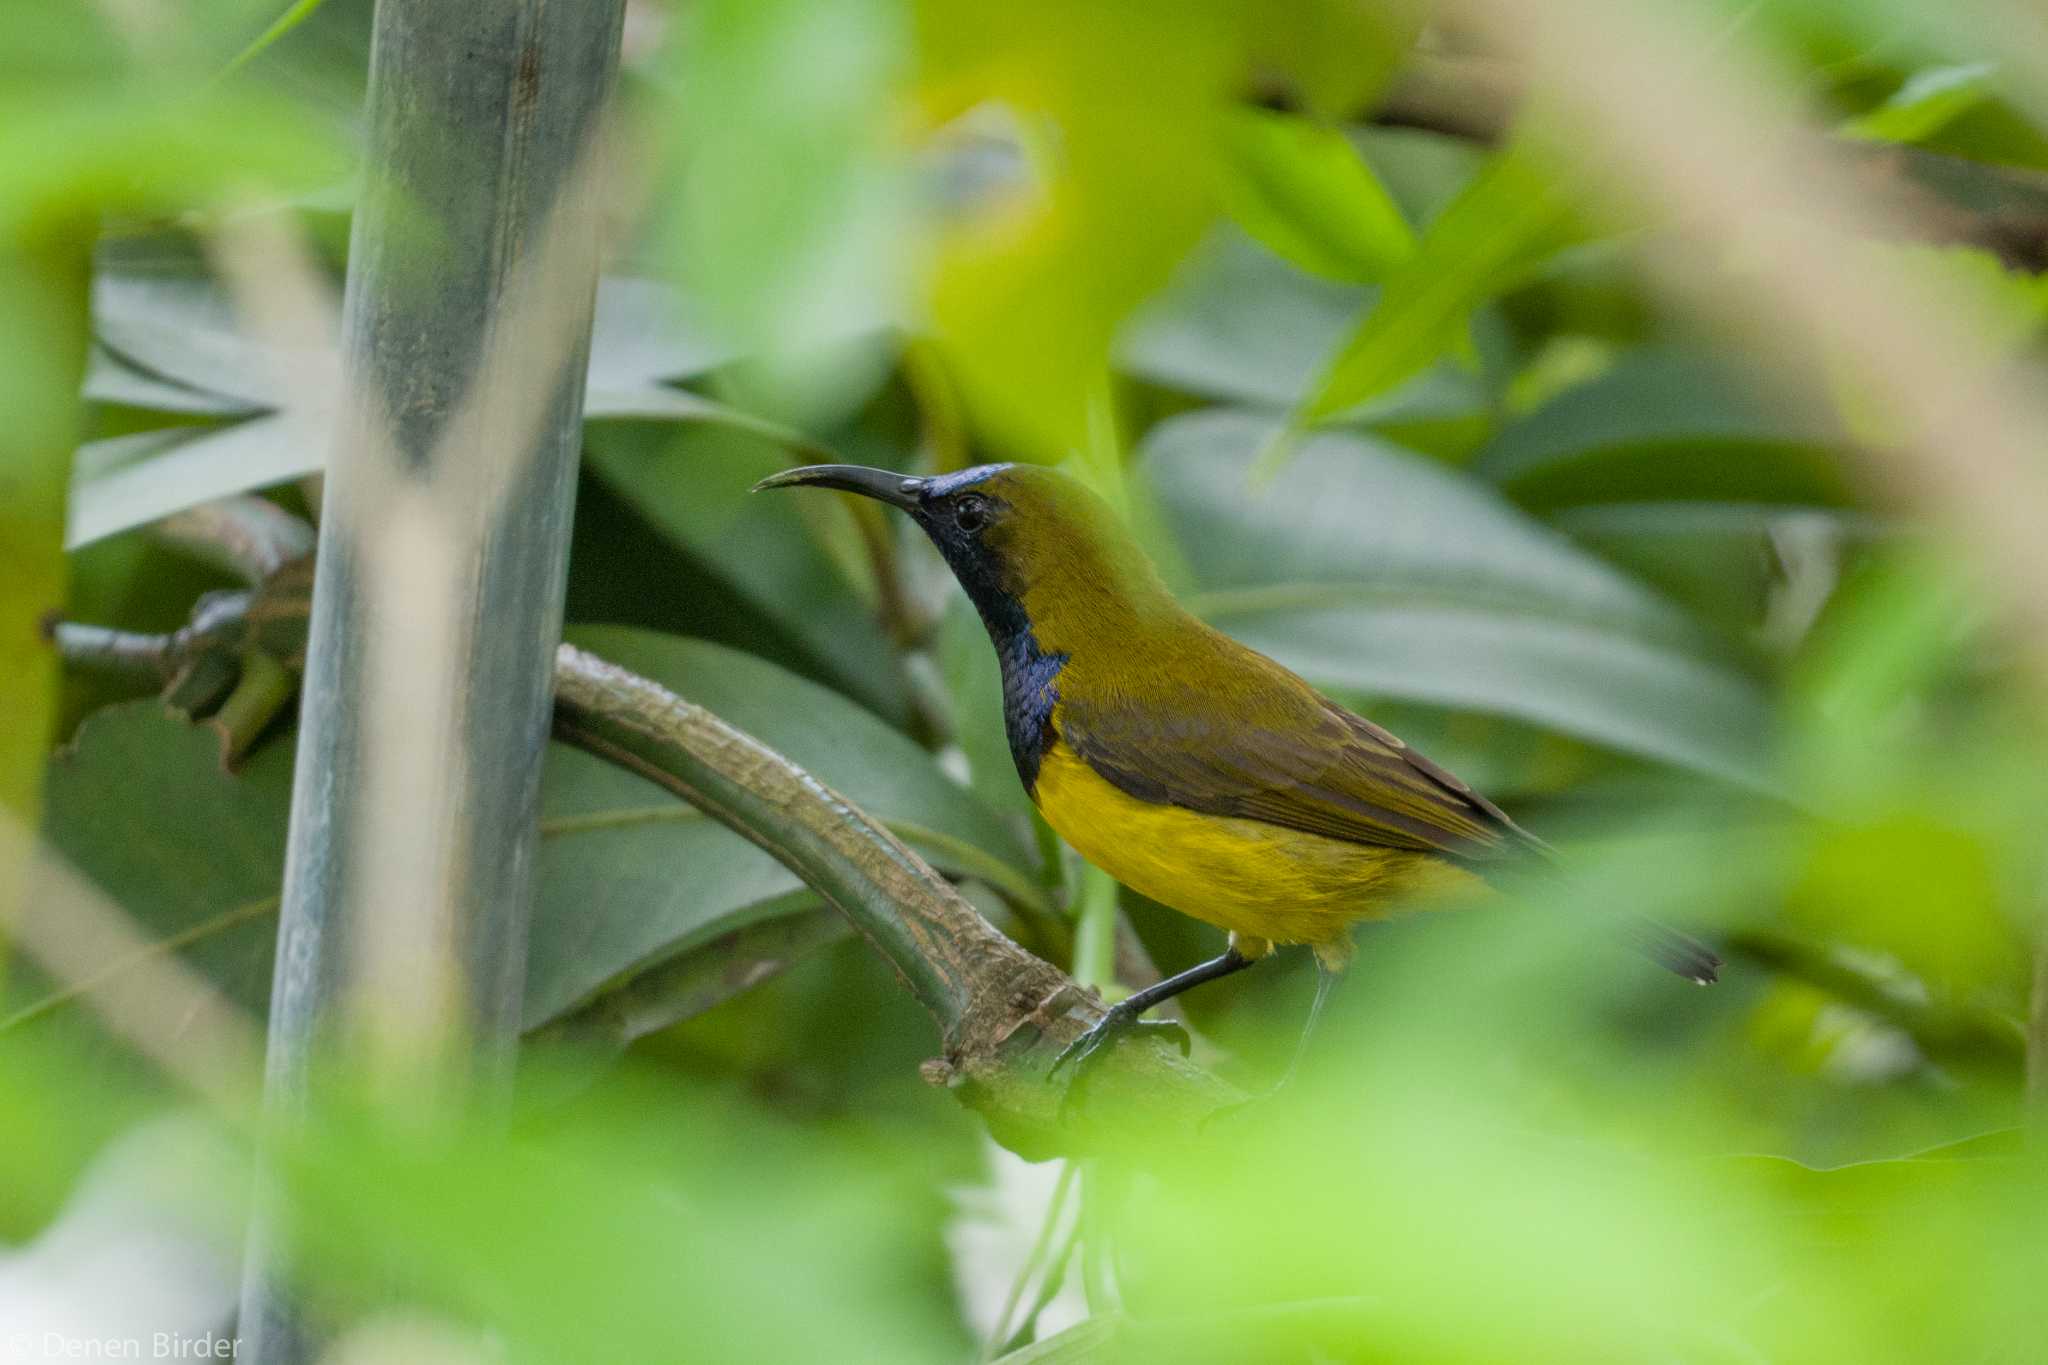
[150, 496, 317, 585]
[550, 643, 1240, 1157]
[47, 621, 176, 677]
[49, 536, 1245, 1155]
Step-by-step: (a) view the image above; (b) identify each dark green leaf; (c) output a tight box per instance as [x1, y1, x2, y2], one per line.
[1473, 348, 1853, 512]
[580, 422, 911, 722]
[1141, 409, 1775, 787]
[31, 701, 293, 1023]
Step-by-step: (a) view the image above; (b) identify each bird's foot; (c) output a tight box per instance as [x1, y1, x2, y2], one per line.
[1050, 1000, 1189, 1108]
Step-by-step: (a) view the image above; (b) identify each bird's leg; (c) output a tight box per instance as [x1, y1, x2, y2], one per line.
[1051, 947, 1259, 1087]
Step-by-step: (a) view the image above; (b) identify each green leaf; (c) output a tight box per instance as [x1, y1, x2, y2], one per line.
[66, 415, 313, 549]
[586, 276, 740, 389]
[532, 908, 852, 1054]
[669, 0, 906, 364]
[28, 702, 294, 1025]
[1119, 229, 1489, 424]
[1140, 409, 1775, 787]
[1217, 109, 1415, 283]
[69, 269, 823, 549]
[916, 1, 1235, 459]
[1550, 502, 1856, 643]
[22, 633, 1037, 1034]
[1474, 348, 1854, 512]
[1247, 0, 1426, 121]
[220, 0, 337, 77]
[84, 344, 261, 417]
[1302, 141, 1583, 421]
[92, 268, 317, 408]
[582, 385, 833, 458]
[1844, 64, 1996, 146]
[0, 87, 347, 241]
[1, 236, 89, 902]
[580, 422, 911, 723]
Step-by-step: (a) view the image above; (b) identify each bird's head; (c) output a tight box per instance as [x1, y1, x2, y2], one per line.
[754, 462, 1165, 632]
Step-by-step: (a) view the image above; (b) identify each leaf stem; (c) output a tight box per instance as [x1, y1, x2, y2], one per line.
[1071, 865, 1120, 994]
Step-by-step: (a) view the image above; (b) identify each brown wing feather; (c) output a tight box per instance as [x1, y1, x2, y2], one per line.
[1057, 644, 1540, 868]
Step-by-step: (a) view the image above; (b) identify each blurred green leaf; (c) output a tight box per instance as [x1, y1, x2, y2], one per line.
[1, 234, 89, 910]
[1844, 63, 1997, 144]
[1823, 245, 2048, 445]
[586, 276, 743, 388]
[1549, 502, 1806, 643]
[581, 384, 833, 457]
[916, 0, 1235, 458]
[1302, 140, 1582, 421]
[1246, 0, 1425, 120]
[279, 1066, 963, 1361]
[1475, 348, 1854, 512]
[1119, 229, 1490, 427]
[221, 0, 338, 77]
[1216, 109, 1415, 283]
[533, 907, 853, 1054]
[1142, 409, 1776, 786]
[0, 88, 345, 240]
[667, 0, 907, 376]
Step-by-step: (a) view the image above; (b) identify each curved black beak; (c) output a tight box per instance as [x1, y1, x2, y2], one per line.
[751, 464, 927, 510]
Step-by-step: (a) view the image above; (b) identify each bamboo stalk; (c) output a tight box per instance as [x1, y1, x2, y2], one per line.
[236, 1, 627, 1357]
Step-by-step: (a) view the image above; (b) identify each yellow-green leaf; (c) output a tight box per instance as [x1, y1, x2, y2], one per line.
[1302, 141, 1581, 422]
[1218, 109, 1414, 283]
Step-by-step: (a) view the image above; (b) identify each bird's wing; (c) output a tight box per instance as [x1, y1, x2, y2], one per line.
[1058, 651, 1539, 866]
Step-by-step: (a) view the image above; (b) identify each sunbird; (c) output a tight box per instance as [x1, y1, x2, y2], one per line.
[757, 462, 1719, 1076]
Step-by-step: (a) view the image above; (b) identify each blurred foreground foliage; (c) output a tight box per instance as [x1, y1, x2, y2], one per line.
[7, 0, 2048, 1360]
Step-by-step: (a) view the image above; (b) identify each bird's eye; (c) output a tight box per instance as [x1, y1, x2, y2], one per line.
[953, 494, 990, 533]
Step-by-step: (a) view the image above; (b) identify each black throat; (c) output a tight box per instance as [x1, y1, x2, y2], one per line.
[943, 551, 1066, 794]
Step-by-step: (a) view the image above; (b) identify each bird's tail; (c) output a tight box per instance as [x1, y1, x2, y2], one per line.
[1623, 916, 1721, 985]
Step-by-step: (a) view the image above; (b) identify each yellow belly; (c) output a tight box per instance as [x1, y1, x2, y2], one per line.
[1032, 743, 1479, 962]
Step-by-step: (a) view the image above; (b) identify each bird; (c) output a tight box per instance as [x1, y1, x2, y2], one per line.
[755, 460, 1719, 1082]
